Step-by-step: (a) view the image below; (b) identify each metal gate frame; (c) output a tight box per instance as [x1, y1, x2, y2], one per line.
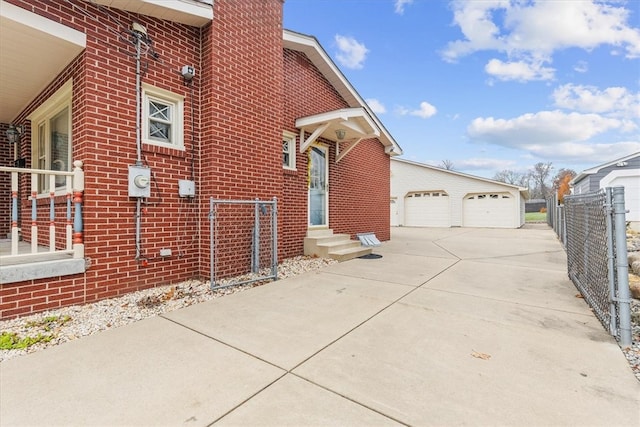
[209, 197, 278, 290]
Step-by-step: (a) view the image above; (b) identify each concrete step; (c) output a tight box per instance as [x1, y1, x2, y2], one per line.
[305, 228, 334, 237]
[303, 229, 368, 261]
[328, 246, 372, 262]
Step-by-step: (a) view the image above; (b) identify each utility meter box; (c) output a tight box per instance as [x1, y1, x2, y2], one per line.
[178, 179, 196, 197]
[128, 165, 151, 198]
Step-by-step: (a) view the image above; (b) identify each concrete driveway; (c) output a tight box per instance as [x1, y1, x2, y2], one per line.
[1, 226, 639, 426]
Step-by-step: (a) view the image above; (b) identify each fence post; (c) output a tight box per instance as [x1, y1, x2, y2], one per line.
[612, 186, 632, 347]
[272, 197, 278, 280]
[209, 198, 215, 288]
[604, 188, 617, 335]
[252, 199, 260, 273]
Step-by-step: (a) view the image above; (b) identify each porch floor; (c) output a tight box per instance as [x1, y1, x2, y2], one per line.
[0, 239, 73, 267]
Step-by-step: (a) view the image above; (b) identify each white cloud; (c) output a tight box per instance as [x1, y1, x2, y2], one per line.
[442, 1, 640, 81]
[524, 141, 640, 164]
[552, 84, 640, 118]
[410, 101, 437, 118]
[467, 110, 632, 146]
[485, 58, 555, 82]
[467, 107, 640, 164]
[394, 0, 414, 15]
[396, 101, 437, 118]
[366, 98, 387, 114]
[457, 157, 517, 171]
[334, 35, 369, 69]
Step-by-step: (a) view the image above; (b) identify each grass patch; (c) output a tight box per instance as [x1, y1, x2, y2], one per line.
[0, 332, 53, 350]
[526, 212, 547, 222]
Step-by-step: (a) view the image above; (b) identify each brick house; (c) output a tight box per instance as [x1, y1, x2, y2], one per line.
[0, 0, 401, 319]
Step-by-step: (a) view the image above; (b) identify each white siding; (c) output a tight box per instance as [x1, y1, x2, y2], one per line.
[391, 159, 524, 228]
[390, 198, 399, 226]
[601, 170, 640, 223]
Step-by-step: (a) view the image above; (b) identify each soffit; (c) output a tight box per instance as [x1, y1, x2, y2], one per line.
[0, 1, 86, 123]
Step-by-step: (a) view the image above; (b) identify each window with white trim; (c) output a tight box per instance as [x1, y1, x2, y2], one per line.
[283, 131, 296, 170]
[142, 84, 184, 149]
[30, 80, 73, 193]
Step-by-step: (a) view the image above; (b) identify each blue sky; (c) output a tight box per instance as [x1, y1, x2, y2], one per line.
[283, 0, 640, 179]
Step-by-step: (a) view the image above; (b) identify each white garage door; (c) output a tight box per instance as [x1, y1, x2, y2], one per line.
[405, 191, 450, 227]
[463, 193, 514, 228]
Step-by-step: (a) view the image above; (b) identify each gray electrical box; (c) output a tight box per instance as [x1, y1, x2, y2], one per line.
[128, 165, 151, 198]
[179, 179, 196, 197]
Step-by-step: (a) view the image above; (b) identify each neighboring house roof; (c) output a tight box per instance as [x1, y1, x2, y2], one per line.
[283, 29, 403, 156]
[392, 158, 529, 197]
[571, 151, 640, 186]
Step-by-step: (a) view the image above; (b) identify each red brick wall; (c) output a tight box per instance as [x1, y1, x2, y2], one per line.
[329, 139, 391, 242]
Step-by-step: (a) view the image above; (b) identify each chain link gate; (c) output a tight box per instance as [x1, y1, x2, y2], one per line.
[209, 198, 278, 290]
[563, 187, 631, 346]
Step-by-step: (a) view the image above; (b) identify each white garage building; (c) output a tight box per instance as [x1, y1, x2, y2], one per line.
[391, 158, 528, 228]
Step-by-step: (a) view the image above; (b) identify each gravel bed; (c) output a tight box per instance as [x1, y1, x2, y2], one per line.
[0, 256, 336, 363]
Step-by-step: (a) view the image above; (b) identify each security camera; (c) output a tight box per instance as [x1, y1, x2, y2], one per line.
[181, 65, 195, 81]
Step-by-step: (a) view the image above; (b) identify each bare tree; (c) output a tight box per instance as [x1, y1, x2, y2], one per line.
[439, 159, 455, 170]
[493, 169, 523, 185]
[530, 162, 553, 199]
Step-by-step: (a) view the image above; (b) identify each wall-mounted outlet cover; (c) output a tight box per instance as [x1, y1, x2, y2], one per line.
[178, 179, 196, 197]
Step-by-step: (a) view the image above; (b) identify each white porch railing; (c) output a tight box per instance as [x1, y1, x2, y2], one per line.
[0, 160, 84, 264]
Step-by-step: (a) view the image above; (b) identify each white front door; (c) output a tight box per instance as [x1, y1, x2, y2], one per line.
[308, 145, 328, 227]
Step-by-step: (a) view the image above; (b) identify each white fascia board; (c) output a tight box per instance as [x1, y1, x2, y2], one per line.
[1, 0, 86, 47]
[92, 0, 212, 26]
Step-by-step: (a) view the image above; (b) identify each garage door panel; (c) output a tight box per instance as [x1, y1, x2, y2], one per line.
[405, 192, 450, 227]
[463, 193, 514, 228]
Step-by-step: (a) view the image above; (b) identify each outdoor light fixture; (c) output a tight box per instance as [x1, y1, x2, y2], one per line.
[5, 124, 23, 144]
[335, 129, 346, 140]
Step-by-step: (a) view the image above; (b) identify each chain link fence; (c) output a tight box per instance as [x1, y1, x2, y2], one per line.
[209, 198, 278, 290]
[550, 187, 631, 345]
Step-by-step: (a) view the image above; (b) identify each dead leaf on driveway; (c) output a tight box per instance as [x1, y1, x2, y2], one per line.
[575, 293, 584, 299]
[471, 350, 491, 360]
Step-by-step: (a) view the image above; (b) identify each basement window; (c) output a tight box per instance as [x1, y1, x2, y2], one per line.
[142, 84, 184, 150]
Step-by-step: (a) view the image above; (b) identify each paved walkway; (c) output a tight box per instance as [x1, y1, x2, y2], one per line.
[1, 226, 639, 426]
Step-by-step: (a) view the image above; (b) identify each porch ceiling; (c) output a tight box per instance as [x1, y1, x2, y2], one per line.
[296, 108, 381, 162]
[0, 1, 86, 124]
